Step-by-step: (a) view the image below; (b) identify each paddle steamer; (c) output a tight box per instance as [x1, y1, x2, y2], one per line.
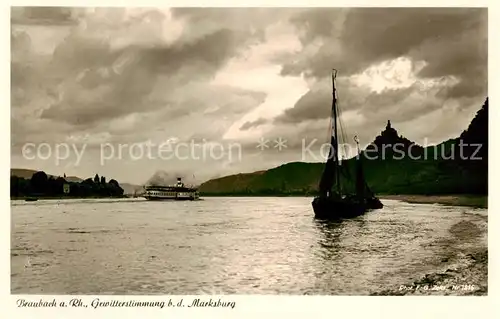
[144, 178, 200, 201]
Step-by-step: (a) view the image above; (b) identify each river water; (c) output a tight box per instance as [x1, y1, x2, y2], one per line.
[11, 197, 487, 295]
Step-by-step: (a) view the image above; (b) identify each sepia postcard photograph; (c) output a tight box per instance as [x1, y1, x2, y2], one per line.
[9, 4, 490, 310]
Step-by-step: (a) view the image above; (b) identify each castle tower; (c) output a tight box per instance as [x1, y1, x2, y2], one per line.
[381, 119, 398, 140]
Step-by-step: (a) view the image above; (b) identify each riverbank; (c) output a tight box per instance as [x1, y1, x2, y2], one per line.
[380, 194, 487, 208]
[372, 211, 488, 296]
[372, 248, 487, 296]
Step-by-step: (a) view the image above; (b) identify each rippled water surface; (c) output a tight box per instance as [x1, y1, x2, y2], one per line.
[11, 197, 487, 294]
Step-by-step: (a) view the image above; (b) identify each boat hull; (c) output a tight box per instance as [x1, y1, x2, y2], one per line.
[312, 196, 383, 220]
[312, 196, 366, 220]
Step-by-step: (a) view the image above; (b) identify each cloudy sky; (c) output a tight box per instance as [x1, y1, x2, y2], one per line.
[11, 7, 487, 185]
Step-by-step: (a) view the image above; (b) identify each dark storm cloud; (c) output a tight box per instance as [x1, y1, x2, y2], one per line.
[274, 76, 366, 124]
[10, 7, 276, 179]
[11, 7, 78, 25]
[410, 28, 487, 99]
[276, 8, 487, 127]
[282, 8, 486, 80]
[240, 118, 269, 131]
[12, 9, 268, 131]
[171, 7, 278, 34]
[39, 28, 243, 126]
[275, 89, 331, 123]
[361, 86, 410, 110]
[289, 8, 347, 42]
[275, 73, 480, 127]
[11, 31, 36, 104]
[341, 8, 485, 77]
[133, 28, 243, 76]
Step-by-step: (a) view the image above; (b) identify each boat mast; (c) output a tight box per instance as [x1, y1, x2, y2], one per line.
[331, 69, 341, 193]
[317, 69, 341, 198]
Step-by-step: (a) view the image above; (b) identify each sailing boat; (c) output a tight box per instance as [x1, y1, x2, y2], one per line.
[312, 69, 383, 220]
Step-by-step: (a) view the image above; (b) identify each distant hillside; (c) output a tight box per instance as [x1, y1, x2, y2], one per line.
[199, 164, 323, 195]
[200, 98, 488, 196]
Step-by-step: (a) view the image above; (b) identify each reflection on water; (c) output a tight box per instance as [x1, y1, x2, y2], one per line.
[11, 197, 487, 295]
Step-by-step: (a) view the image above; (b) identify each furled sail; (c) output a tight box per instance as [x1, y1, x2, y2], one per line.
[319, 135, 337, 196]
